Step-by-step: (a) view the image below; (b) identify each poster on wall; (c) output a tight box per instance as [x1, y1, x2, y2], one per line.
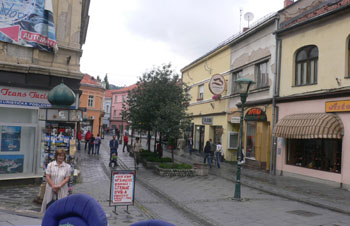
[0, 155, 24, 174]
[1, 126, 21, 152]
[0, 0, 57, 52]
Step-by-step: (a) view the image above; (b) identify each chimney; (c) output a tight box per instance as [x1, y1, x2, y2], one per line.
[243, 27, 249, 32]
[284, 0, 294, 7]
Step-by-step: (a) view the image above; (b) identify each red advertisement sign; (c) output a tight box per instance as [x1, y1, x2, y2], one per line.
[110, 170, 135, 206]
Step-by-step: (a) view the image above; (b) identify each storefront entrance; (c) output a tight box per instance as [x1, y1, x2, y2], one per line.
[195, 125, 205, 152]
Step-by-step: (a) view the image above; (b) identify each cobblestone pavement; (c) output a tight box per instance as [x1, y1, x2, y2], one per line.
[1, 135, 350, 226]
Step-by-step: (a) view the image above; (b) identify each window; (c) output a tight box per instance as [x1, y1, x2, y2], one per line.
[122, 95, 126, 102]
[198, 85, 204, 100]
[295, 45, 318, 86]
[114, 96, 118, 103]
[113, 110, 116, 117]
[106, 105, 109, 113]
[286, 139, 342, 173]
[88, 95, 94, 107]
[246, 121, 256, 158]
[231, 70, 242, 94]
[256, 62, 268, 88]
[228, 132, 239, 149]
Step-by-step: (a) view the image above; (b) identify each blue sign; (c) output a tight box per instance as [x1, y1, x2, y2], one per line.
[0, 0, 57, 52]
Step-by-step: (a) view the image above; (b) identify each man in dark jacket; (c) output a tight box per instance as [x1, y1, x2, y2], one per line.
[109, 135, 119, 161]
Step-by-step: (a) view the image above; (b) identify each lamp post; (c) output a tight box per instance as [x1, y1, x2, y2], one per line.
[234, 78, 255, 200]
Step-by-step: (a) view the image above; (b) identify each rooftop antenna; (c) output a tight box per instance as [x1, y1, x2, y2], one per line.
[244, 12, 254, 28]
[239, 8, 243, 32]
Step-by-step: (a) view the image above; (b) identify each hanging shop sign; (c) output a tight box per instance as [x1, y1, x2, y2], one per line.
[202, 116, 213, 125]
[325, 100, 350, 112]
[244, 108, 267, 121]
[209, 74, 226, 95]
[39, 108, 83, 122]
[110, 170, 135, 206]
[0, 0, 57, 52]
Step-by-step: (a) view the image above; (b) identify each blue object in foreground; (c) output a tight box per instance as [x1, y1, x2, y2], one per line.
[130, 219, 175, 226]
[42, 194, 107, 226]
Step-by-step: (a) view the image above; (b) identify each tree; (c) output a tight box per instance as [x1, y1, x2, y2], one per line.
[104, 74, 110, 90]
[123, 63, 191, 158]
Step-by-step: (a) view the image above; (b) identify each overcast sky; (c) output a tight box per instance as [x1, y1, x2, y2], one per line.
[80, 0, 283, 87]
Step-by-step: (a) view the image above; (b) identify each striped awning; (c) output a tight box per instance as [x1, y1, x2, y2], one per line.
[273, 113, 344, 139]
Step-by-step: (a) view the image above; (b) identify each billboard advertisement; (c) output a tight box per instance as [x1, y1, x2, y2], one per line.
[0, 0, 57, 52]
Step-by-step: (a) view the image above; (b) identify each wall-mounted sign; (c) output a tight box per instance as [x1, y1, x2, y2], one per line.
[0, 85, 50, 107]
[245, 108, 267, 121]
[202, 116, 213, 125]
[209, 74, 226, 95]
[326, 100, 350, 112]
[47, 109, 69, 121]
[231, 116, 240, 124]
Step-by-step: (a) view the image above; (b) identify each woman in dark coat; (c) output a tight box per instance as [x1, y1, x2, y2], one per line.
[203, 141, 212, 168]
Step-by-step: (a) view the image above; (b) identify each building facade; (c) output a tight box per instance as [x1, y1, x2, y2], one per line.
[110, 84, 137, 135]
[102, 89, 113, 132]
[182, 13, 278, 169]
[80, 74, 105, 137]
[0, 0, 90, 180]
[274, 0, 350, 188]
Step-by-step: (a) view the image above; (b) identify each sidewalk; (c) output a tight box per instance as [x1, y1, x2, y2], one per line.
[161, 147, 350, 215]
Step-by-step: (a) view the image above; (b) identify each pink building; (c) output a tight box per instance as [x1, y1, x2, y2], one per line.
[110, 84, 137, 134]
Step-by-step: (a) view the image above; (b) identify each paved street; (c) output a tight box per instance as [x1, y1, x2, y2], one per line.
[1, 135, 350, 225]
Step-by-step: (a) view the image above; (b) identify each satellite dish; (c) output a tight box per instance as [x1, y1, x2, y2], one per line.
[244, 12, 254, 27]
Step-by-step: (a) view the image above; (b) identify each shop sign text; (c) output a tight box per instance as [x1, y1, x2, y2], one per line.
[110, 170, 135, 206]
[0, 85, 50, 107]
[244, 108, 267, 121]
[326, 100, 350, 112]
[202, 117, 213, 125]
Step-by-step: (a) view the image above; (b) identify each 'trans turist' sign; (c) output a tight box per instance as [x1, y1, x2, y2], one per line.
[110, 170, 135, 206]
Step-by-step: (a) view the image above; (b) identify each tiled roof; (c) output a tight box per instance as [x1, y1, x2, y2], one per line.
[111, 84, 138, 94]
[81, 74, 104, 88]
[105, 89, 114, 98]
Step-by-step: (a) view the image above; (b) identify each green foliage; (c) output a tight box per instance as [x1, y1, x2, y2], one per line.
[104, 74, 109, 90]
[140, 150, 157, 159]
[122, 63, 192, 145]
[159, 163, 192, 169]
[146, 157, 172, 163]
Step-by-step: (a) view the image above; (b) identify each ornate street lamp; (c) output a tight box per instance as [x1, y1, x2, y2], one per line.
[234, 78, 255, 200]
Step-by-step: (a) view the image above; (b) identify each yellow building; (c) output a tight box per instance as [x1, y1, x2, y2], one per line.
[182, 46, 231, 158]
[182, 13, 278, 169]
[274, 0, 350, 189]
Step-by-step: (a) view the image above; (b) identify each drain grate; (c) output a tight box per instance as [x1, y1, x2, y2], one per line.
[286, 210, 321, 217]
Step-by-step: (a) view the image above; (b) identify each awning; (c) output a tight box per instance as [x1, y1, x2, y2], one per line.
[273, 113, 344, 139]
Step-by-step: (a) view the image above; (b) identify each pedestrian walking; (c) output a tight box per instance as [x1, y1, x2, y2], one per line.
[77, 130, 82, 151]
[123, 133, 129, 152]
[94, 134, 101, 155]
[203, 141, 212, 168]
[41, 149, 71, 213]
[188, 136, 193, 155]
[156, 142, 163, 158]
[115, 128, 120, 141]
[88, 134, 95, 155]
[215, 142, 223, 168]
[109, 135, 119, 165]
[84, 130, 91, 151]
[133, 137, 141, 169]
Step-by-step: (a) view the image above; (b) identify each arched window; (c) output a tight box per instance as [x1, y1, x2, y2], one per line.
[295, 45, 318, 86]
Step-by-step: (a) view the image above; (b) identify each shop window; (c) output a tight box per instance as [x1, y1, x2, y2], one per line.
[295, 45, 318, 86]
[198, 85, 204, 100]
[88, 95, 94, 107]
[245, 121, 256, 158]
[228, 132, 238, 149]
[255, 61, 268, 88]
[286, 139, 342, 173]
[231, 70, 242, 94]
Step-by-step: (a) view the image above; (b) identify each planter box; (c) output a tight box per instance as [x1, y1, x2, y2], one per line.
[143, 160, 160, 169]
[193, 163, 209, 176]
[154, 166, 195, 177]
